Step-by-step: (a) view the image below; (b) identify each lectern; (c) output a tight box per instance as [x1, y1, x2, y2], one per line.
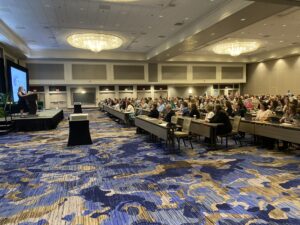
[24, 93, 38, 115]
[68, 114, 92, 146]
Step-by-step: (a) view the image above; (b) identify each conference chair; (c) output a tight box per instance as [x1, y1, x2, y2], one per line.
[219, 116, 241, 148]
[173, 117, 193, 150]
[171, 116, 182, 130]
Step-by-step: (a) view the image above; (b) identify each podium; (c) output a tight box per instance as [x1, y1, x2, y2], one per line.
[74, 102, 82, 113]
[68, 114, 92, 146]
[24, 93, 38, 115]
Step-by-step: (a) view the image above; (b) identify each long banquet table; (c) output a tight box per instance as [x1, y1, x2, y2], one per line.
[135, 115, 173, 146]
[234, 119, 300, 144]
[177, 116, 223, 145]
[103, 105, 131, 124]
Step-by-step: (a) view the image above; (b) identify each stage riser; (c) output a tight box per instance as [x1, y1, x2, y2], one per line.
[13, 110, 64, 132]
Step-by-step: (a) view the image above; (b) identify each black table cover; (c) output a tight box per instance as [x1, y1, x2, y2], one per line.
[68, 120, 92, 146]
[74, 104, 82, 113]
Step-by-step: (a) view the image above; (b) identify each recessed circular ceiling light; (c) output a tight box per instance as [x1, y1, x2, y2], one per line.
[67, 33, 123, 53]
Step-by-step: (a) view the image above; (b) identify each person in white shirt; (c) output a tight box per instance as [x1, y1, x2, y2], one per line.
[114, 102, 120, 111]
[140, 99, 149, 110]
[125, 101, 135, 113]
[205, 104, 215, 122]
[255, 102, 273, 122]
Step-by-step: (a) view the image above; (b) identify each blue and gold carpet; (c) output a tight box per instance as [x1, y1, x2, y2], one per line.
[0, 111, 300, 225]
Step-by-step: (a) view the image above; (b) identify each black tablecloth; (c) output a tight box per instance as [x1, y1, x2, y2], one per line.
[74, 104, 82, 113]
[68, 120, 92, 146]
[15, 110, 64, 131]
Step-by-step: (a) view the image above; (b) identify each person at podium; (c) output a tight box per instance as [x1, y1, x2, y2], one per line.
[17, 86, 28, 117]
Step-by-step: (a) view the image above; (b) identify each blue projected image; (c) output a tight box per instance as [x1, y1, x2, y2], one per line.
[11, 67, 28, 102]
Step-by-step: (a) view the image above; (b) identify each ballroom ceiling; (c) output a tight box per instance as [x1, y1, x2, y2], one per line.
[0, 0, 299, 61]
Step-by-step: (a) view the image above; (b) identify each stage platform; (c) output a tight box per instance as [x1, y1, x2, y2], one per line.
[13, 109, 64, 131]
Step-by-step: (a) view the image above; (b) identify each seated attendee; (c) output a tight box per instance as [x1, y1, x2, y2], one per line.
[181, 101, 190, 117]
[244, 98, 254, 111]
[255, 102, 273, 121]
[204, 104, 214, 122]
[114, 100, 120, 110]
[269, 99, 280, 112]
[189, 103, 200, 119]
[157, 99, 165, 113]
[282, 96, 289, 114]
[140, 99, 149, 110]
[209, 104, 232, 135]
[120, 100, 126, 110]
[136, 99, 149, 115]
[224, 101, 234, 117]
[170, 99, 177, 110]
[278, 104, 297, 150]
[252, 96, 260, 110]
[125, 101, 135, 113]
[148, 103, 159, 119]
[17, 86, 28, 117]
[233, 101, 247, 117]
[255, 101, 275, 149]
[280, 104, 297, 123]
[163, 104, 175, 123]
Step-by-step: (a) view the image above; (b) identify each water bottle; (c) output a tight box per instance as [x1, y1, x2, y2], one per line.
[193, 115, 196, 120]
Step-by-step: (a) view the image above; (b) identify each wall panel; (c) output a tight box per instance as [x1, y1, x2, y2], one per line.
[114, 65, 144, 80]
[221, 67, 243, 79]
[192, 66, 216, 80]
[161, 65, 187, 80]
[148, 63, 158, 82]
[72, 64, 107, 80]
[28, 63, 64, 80]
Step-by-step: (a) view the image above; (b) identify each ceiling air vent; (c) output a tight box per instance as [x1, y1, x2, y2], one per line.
[174, 22, 184, 26]
[263, 34, 270, 38]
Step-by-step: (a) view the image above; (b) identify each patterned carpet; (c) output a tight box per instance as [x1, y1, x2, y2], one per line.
[0, 110, 300, 225]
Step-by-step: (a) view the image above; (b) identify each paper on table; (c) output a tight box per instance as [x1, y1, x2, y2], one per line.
[159, 123, 168, 127]
[281, 123, 292, 126]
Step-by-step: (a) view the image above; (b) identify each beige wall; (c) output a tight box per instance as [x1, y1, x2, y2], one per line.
[168, 86, 211, 98]
[243, 55, 300, 95]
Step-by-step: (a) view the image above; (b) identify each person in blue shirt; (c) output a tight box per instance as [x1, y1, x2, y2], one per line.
[157, 99, 165, 113]
[181, 101, 190, 117]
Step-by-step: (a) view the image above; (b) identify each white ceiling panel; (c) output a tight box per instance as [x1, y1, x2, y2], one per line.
[0, 0, 229, 52]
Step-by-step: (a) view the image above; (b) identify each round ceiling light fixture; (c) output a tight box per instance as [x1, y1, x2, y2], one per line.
[212, 39, 261, 56]
[67, 33, 123, 53]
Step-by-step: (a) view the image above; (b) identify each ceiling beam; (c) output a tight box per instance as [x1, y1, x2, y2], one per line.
[148, 1, 291, 62]
[249, 0, 300, 6]
[0, 19, 30, 56]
